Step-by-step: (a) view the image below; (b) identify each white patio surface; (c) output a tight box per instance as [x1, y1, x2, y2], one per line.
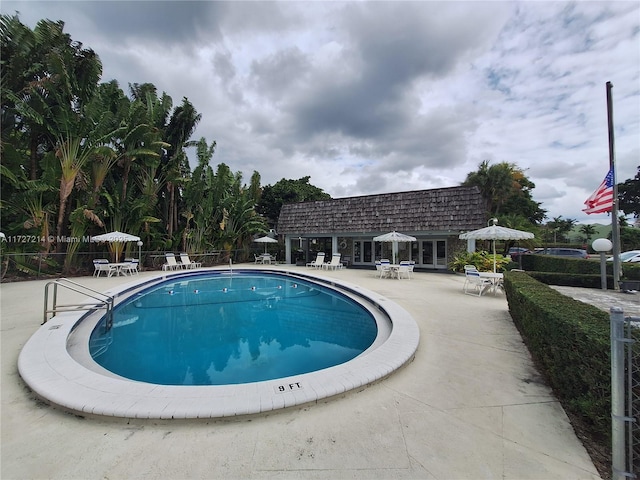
[1, 265, 601, 479]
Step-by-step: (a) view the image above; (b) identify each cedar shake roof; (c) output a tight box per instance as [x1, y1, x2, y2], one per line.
[277, 186, 487, 235]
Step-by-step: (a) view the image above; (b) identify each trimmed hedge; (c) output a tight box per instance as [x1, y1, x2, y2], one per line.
[526, 272, 615, 289]
[518, 254, 640, 283]
[503, 271, 611, 441]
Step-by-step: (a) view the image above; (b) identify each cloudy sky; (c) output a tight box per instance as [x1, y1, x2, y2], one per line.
[4, 1, 639, 224]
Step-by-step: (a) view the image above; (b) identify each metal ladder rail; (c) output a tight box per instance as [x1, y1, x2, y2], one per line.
[43, 278, 114, 330]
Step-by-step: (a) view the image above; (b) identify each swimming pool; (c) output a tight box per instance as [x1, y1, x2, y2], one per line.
[18, 268, 419, 419]
[89, 272, 378, 385]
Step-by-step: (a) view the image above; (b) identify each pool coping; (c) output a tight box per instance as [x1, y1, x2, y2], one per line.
[18, 268, 420, 419]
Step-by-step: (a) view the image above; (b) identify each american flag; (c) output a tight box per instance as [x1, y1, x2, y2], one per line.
[583, 169, 614, 215]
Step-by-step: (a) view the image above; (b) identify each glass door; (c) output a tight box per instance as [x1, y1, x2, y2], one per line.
[353, 240, 374, 265]
[421, 240, 447, 269]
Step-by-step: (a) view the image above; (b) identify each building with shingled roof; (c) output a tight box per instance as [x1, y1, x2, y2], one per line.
[277, 185, 487, 269]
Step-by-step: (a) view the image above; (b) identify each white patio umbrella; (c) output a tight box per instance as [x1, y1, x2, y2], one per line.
[459, 219, 534, 272]
[253, 235, 278, 253]
[90, 231, 141, 262]
[373, 231, 417, 264]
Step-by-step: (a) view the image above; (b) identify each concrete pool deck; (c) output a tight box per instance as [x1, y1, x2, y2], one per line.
[1, 266, 602, 479]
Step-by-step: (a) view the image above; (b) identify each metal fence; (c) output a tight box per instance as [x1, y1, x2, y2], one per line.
[611, 307, 640, 480]
[0, 250, 238, 281]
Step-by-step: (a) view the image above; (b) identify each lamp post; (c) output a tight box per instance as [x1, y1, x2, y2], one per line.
[592, 238, 613, 290]
[137, 241, 143, 270]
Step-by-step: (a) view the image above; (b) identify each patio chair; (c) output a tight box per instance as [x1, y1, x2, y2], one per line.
[377, 259, 393, 278]
[323, 253, 343, 270]
[162, 253, 183, 271]
[462, 265, 478, 291]
[120, 259, 139, 275]
[398, 261, 412, 279]
[180, 253, 201, 269]
[463, 270, 492, 296]
[306, 252, 325, 268]
[93, 259, 117, 277]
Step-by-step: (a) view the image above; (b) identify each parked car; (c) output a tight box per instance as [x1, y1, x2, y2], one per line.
[535, 248, 589, 259]
[508, 247, 531, 258]
[606, 250, 640, 263]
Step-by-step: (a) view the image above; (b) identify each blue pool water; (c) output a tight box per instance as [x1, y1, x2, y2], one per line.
[89, 272, 378, 386]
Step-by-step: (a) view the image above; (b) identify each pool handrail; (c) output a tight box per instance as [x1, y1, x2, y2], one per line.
[43, 278, 114, 329]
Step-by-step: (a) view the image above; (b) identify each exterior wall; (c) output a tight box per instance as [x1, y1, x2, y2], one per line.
[285, 233, 465, 270]
[277, 186, 487, 269]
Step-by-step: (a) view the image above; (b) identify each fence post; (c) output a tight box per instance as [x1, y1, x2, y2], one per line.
[611, 306, 629, 479]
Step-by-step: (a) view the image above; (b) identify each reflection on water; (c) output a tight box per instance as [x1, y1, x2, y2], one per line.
[90, 273, 377, 385]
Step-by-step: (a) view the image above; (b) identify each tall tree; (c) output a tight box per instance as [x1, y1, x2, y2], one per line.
[2, 14, 105, 257]
[579, 224, 597, 246]
[618, 166, 640, 218]
[183, 137, 217, 252]
[462, 161, 546, 224]
[160, 97, 201, 238]
[257, 176, 331, 227]
[543, 216, 576, 244]
[1, 15, 102, 181]
[52, 135, 95, 242]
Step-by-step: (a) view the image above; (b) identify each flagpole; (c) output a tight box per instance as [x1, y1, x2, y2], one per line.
[607, 81, 621, 290]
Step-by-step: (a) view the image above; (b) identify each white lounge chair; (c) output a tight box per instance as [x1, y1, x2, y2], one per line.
[162, 253, 183, 271]
[93, 259, 117, 277]
[306, 252, 325, 268]
[180, 253, 201, 269]
[323, 253, 343, 270]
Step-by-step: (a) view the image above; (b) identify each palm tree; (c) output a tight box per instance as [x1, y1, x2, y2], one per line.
[1, 16, 56, 180]
[53, 135, 96, 246]
[462, 160, 513, 216]
[496, 213, 538, 253]
[183, 138, 216, 252]
[1, 15, 102, 182]
[462, 160, 545, 223]
[161, 97, 201, 239]
[545, 216, 577, 244]
[1, 16, 104, 252]
[579, 224, 597, 246]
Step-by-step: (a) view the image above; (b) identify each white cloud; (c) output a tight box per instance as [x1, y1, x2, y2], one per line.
[3, 0, 639, 224]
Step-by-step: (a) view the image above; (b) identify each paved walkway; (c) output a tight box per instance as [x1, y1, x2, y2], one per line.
[551, 284, 640, 317]
[1, 266, 601, 479]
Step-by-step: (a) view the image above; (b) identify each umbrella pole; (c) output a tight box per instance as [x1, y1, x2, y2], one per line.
[493, 240, 497, 273]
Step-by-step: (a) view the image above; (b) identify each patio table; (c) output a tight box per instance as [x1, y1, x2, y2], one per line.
[110, 262, 135, 277]
[478, 272, 504, 294]
[379, 264, 402, 279]
[258, 254, 273, 265]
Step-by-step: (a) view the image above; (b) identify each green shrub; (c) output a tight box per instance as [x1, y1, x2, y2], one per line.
[448, 250, 510, 273]
[519, 254, 640, 282]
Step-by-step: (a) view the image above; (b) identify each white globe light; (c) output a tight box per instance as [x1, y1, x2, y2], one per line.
[592, 238, 613, 252]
